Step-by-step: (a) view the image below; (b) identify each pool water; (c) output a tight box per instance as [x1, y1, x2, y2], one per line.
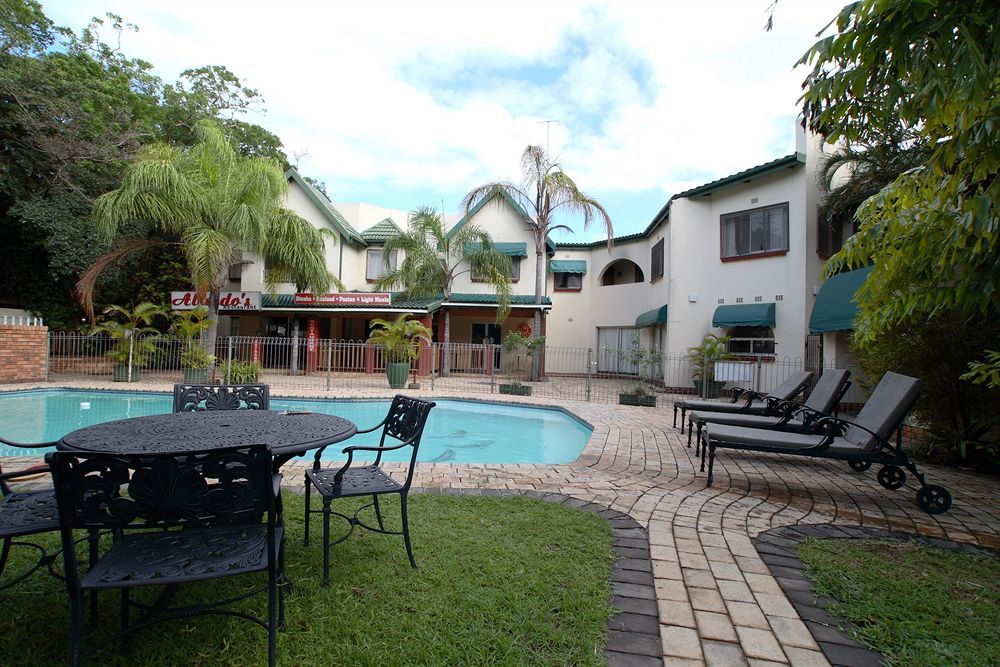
[0, 390, 591, 464]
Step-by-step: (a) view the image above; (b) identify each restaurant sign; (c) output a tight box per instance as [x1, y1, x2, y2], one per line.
[170, 291, 261, 311]
[294, 293, 392, 306]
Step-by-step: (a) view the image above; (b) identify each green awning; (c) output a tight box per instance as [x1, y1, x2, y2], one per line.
[809, 266, 874, 333]
[464, 242, 528, 257]
[549, 260, 587, 274]
[635, 304, 668, 327]
[712, 303, 776, 328]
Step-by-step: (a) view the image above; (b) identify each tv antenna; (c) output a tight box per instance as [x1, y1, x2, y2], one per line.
[538, 120, 560, 153]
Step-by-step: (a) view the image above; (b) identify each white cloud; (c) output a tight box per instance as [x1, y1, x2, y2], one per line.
[43, 0, 845, 231]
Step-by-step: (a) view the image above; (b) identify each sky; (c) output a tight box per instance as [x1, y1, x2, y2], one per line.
[43, 0, 846, 241]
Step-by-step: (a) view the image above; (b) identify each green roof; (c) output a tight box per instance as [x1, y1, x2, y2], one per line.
[284, 168, 365, 246]
[447, 293, 551, 306]
[549, 260, 587, 274]
[359, 218, 402, 244]
[635, 304, 668, 327]
[712, 303, 776, 328]
[260, 292, 550, 312]
[464, 242, 528, 257]
[809, 265, 873, 333]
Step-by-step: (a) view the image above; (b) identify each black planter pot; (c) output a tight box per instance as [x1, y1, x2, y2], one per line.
[618, 393, 657, 407]
[499, 384, 532, 396]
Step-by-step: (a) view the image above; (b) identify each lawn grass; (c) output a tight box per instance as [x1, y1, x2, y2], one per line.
[0, 493, 614, 666]
[796, 538, 1000, 667]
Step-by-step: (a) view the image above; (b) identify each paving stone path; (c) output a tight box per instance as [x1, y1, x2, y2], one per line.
[4, 381, 999, 666]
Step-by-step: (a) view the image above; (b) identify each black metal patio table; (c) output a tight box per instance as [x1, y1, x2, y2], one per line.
[58, 410, 358, 469]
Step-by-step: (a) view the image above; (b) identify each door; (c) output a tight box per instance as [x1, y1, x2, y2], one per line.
[596, 326, 640, 374]
[471, 323, 502, 370]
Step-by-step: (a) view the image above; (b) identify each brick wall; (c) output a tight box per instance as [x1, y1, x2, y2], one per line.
[0, 324, 48, 383]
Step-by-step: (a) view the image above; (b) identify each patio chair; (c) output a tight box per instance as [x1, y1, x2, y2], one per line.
[687, 369, 852, 453]
[47, 444, 285, 666]
[673, 371, 813, 433]
[701, 371, 952, 514]
[304, 395, 436, 585]
[0, 437, 60, 593]
[172, 383, 270, 412]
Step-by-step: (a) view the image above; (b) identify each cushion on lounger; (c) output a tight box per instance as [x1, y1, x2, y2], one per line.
[687, 411, 804, 430]
[843, 372, 922, 453]
[801, 369, 851, 414]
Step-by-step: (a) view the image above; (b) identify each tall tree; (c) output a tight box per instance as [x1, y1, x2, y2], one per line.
[799, 0, 999, 381]
[462, 145, 612, 377]
[374, 206, 512, 375]
[85, 119, 332, 352]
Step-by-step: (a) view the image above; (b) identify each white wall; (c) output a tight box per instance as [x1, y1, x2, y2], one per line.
[450, 199, 540, 299]
[665, 166, 809, 361]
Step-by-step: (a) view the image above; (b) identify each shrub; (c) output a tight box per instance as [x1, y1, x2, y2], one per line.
[853, 311, 1000, 470]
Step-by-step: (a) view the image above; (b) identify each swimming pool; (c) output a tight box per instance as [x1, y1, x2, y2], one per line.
[0, 390, 591, 464]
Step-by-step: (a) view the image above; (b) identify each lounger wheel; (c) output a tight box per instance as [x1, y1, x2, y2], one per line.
[916, 485, 952, 514]
[848, 460, 871, 472]
[877, 465, 906, 490]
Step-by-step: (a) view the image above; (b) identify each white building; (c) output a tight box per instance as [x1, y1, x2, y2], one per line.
[221, 127, 863, 382]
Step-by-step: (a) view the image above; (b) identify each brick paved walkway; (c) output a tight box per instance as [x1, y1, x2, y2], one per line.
[4, 381, 999, 666]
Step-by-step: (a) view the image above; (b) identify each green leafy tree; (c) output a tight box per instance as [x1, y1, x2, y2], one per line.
[800, 0, 999, 373]
[375, 206, 512, 374]
[462, 145, 612, 378]
[85, 119, 333, 352]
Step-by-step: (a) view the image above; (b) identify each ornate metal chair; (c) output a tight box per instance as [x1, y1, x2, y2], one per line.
[47, 444, 285, 666]
[0, 437, 60, 593]
[172, 383, 270, 412]
[304, 395, 436, 584]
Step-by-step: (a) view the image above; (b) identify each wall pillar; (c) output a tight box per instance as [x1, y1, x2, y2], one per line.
[417, 315, 432, 377]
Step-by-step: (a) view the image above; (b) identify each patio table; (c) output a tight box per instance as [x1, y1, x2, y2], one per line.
[58, 410, 358, 470]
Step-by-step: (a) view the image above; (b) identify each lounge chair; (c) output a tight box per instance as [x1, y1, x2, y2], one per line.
[700, 371, 952, 514]
[687, 369, 852, 453]
[673, 371, 814, 432]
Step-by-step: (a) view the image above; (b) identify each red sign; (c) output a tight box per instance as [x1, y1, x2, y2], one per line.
[170, 291, 261, 311]
[306, 318, 319, 372]
[294, 293, 391, 306]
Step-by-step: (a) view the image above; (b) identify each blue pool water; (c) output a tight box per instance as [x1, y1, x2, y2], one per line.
[0, 390, 591, 464]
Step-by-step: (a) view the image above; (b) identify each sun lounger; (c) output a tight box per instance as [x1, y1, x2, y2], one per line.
[673, 371, 814, 432]
[687, 369, 851, 453]
[700, 371, 951, 514]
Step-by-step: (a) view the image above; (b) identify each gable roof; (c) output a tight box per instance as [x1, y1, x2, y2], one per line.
[553, 153, 805, 250]
[448, 188, 557, 254]
[359, 218, 403, 244]
[284, 168, 366, 246]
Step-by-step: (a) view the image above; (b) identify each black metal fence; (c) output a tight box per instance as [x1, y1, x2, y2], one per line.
[45, 332, 869, 406]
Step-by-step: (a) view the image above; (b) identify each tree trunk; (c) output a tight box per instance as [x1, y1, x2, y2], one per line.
[203, 289, 221, 360]
[443, 307, 451, 376]
[290, 317, 300, 377]
[531, 247, 544, 381]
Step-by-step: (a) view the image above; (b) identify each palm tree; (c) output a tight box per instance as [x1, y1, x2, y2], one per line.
[817, 131, 930, 255]
[462, 144, 612, 378]
[82, 120, 333, 354]
[374, 206, 512, 375]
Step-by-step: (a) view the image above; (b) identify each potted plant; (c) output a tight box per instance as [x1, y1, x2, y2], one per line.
[172, 307, 216, 384]
[367, 314, 433, 389]
[91, 302, 165, 382]
[687, 333, 731, 398]
[220, 359, 261, 384]
[617, 334, 663, 407]
[500, 331, 545, 396]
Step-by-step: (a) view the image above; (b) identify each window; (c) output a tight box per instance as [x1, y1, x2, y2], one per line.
[366, 249, 396, 281]
[228, 263, 243, 281]
[554, 272, 582, 290]
[472, 257, 520, 282]
[650, 239, 664, 280]
[817, 210, 853, 258]
[726, 326, 776, 358]
[721, 203, 789, 259]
